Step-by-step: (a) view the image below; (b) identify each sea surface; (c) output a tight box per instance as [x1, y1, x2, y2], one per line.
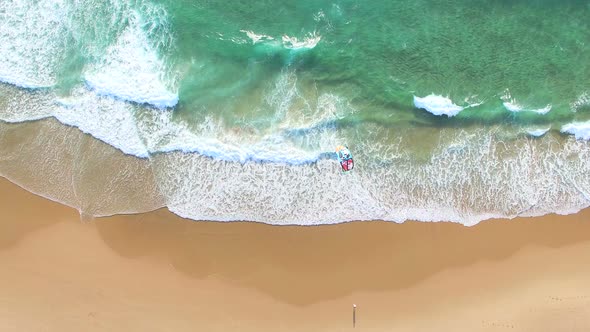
[1, 0, 590, 225]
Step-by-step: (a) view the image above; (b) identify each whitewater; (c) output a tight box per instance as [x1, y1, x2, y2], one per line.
[1, 0, 590, 226]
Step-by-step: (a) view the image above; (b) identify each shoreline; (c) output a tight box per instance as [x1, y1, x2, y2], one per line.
[1, 176, 590, 331]
[2, 116, 589, 227]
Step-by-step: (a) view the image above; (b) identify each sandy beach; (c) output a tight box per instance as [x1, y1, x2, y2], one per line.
[2, 1, 590, 331]
[1, 176, 590, 331]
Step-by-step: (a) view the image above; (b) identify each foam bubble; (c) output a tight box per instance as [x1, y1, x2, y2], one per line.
[146, 127, 590, 225]
[503, 101, 551, 114]
[0, 83, 149, 157]
[133, 71, 346, 164]
[281, 32, 321, 50]
[526, 127, 550, 137]
[0, 83, 55, 122]
[53, 87, 149, 157]
[502, 101, 523, 112]
[136, 111, 323, 164]
[240, 30, 321, 50]
[0, 0, 69, 88]
[413, 94, 464, 117]
[84, 10, 178, 108]
[4, 100, 590, 227]
[561, 121, 590, 140]
[531, 105, 552, 114]
[2, 69, 344, 166]
[501, 91, 551, 114]
[240, 30, 274, 44]
[0, 119, 165, 218]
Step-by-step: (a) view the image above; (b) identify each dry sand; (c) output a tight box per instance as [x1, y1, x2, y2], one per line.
[1, 176, 590, 331]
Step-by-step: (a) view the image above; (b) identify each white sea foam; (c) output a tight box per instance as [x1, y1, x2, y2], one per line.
[561, 121, 590, 140]
[5, 94, 590, 226]
[53, 87, 149, 157]
[6, 65, 587, 226]
[0, 0, 178, 109]
[502, 91, 551, 114]
[240, 29, 321, 50]
[463, 94, 485, 108]
[282, 32, 322, 50]
[413, 94, 464, 117]
[135, 111, 323, 164]
[240, 30, 274, 44]
[1, 69, 340, 167]
[502, 101, 522, 112]
[531, 105, 552, 114]
[0, 0, 174, 155]
[503, 101, 552, 114]
[526, 127, 551, 137]
[84, 10, 178, 108]
[3, 2, 590, 226]
[0, 83, 149, 157]
[133, 71, 344, 164]
[0, 0, 69, 88]
[147, 127, 590, 225]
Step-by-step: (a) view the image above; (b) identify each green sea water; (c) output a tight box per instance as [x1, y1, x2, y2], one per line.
[1, 0, 590, 224]
[165, 0, 590, 124]
[52, 0, 590, 126]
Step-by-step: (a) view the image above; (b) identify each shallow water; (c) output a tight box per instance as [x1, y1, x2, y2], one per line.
[1, 0, 590, 224]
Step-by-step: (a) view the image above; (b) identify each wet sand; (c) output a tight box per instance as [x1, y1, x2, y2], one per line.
[1, 176, 590, 331]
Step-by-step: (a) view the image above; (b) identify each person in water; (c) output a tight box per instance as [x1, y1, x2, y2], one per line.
[340, 151, 353, 171]
[341, 158, 353, 171]
[339, 149, 350, 160]
[336, 146, 353, 171]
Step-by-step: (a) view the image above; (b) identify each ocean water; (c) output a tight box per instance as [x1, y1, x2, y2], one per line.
[1, 0, 590, 225]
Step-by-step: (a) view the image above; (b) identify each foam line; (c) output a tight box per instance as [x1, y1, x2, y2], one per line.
[562, 121, 590, 140]
[413, 94, 464, 117]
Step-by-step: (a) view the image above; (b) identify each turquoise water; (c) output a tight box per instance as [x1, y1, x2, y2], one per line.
[173, 0, 590, 126]
[1, 0, 590, 224]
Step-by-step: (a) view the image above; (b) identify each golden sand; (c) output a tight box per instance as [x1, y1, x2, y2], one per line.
[1, 176, 590, 331]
